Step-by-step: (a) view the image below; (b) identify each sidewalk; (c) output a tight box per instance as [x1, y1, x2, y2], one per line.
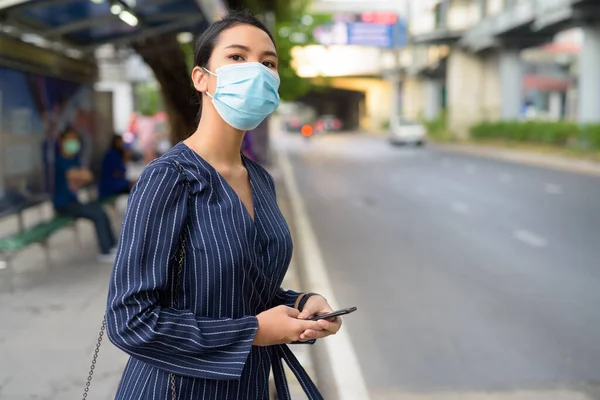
[0, 197, 129, 399]
[0, 177, 314, 399]
[435, 142, 600, 176]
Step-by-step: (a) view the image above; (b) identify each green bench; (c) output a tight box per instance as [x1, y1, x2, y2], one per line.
[0, 194, 124, 292]
[0, 215, 74, 252]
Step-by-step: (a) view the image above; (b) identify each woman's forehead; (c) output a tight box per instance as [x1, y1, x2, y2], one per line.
[215, 24, 276, 54]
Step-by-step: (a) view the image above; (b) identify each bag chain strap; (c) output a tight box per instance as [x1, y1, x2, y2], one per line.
[169, 223, 188, 399]
[82, 317, 106, 399]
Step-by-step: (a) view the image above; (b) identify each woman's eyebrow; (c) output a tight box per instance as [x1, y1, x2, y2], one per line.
[224, 44, 278, 58]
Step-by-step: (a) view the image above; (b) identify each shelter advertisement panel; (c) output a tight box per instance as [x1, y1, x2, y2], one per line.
[0, 67, 94, 214]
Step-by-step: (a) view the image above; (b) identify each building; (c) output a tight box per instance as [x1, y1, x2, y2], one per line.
[402, 0, 599, 137]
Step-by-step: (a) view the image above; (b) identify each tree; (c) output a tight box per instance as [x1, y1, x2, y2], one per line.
[133, 34, 198, 142]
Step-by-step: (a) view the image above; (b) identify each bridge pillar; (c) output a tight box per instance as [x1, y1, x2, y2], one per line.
[499, 48, 523, 120]
[579, 24, 600, 124]
[424, 78, 442, 121]
[385, 72, 402, 129]
[447, 48, 501, 138]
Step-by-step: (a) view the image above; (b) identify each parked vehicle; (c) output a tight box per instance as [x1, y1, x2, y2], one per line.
[388, 118, 426, 146]
[315, 114, 342, 133]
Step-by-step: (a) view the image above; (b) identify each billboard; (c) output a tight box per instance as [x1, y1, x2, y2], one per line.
[0, 67, 94, 213]
[313, 12, 407, 48]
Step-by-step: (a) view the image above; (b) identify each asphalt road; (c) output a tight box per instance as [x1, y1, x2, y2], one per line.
[278, 133, 600, 399]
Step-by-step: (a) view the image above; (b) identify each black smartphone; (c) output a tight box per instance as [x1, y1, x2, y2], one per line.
[309, 307, 357, 321]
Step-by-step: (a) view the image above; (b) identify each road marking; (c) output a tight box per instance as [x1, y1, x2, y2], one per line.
[451, 202, 470, 214]
[514, 230, 548, 248]
[0, 261, 6, 270]
[545, 183, 562, 195]
[465, 164, 477, 174]
[371, 389, 592, 400]
[499, 173, 513, 183]
[278, 149, 371, 400]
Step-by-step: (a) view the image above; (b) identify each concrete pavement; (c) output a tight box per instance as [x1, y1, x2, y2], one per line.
[274, 131, 600, 400]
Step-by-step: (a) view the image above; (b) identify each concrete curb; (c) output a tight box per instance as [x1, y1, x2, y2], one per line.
[435, 143, 600, 177]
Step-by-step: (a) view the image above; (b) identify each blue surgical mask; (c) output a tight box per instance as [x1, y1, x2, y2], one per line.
[204, 62, 280, 131]
[63, 139, 81, 156]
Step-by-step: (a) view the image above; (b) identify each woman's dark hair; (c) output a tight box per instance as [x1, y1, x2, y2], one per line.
[111, 134, 125, 155]
[193, 10, 276, 120]
[58, 126, 79, 141]
[111, 134, 123, 148]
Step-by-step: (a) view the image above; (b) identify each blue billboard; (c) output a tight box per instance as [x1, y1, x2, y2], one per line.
[313, 12, 407, 48]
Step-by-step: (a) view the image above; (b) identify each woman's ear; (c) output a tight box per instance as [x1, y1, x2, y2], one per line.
[192, 66, 208, 93]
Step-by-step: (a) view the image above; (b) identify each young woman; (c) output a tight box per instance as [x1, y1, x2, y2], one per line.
[106, 11, 342, 399]
[98, 134, 135, 200]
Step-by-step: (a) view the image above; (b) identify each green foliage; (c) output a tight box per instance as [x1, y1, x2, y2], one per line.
[470, 121, 600, 150]
[136, 82, 163, 116]
[422, 111, 454, 141]
[275, 12, 332, 101]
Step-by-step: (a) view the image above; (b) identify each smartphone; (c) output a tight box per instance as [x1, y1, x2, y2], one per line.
[309, 307, 357, 321]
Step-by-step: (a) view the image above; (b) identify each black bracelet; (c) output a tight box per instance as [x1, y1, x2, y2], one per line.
[297, 292, 319, 312]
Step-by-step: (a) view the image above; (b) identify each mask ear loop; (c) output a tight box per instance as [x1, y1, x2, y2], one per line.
[203, 68, 217, 99]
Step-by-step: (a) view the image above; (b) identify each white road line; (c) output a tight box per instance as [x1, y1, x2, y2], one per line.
[465, 164, 477, 174]
[451, 202, 470, 214]
[499, 173, 513, 183]
[371, 389, 591, 400]
[545, 183, 563, 195]
[0, 261, 6, 270]
[514, 230, 548, 248]
[278, 149, 371, 400]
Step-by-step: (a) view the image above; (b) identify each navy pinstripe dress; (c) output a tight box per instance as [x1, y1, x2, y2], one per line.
[106, 142, 322, 399]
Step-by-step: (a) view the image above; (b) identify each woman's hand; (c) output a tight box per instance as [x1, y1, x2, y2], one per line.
[253, 306, 324, 346]
[297, 295, 342, 341]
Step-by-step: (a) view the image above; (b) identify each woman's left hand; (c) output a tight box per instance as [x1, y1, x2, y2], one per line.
[297, 295, 342, 341]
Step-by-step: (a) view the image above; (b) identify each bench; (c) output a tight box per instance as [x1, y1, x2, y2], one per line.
[0, 194, 81, 292]
[0, 192, 125, 292]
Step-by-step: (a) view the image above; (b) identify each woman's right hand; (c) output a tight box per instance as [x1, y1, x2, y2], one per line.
[253, 306, 323, 346]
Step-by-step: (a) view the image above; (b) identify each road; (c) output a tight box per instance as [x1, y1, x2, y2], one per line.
[276, 132, 600, 399]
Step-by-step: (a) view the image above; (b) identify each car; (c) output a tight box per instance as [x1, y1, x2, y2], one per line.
[314, 115, 342, 133]
[284, 116, 303, 132]
[388, 118, 426, 146]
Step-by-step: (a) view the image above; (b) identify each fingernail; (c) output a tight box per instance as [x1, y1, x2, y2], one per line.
[298, 313, 307, 319]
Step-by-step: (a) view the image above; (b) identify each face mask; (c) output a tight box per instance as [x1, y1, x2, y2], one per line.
[204, 62, 280, 131]
[63, 139, 81, 156]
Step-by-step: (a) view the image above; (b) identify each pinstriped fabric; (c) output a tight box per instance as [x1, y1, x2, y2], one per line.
[106, 142, 322, 399]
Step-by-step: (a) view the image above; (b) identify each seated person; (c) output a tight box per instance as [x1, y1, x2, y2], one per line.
[53, 127, 117, 263]
[98, 134, 135, 200]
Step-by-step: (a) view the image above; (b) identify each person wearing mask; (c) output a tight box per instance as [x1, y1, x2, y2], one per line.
[105, 11, 342, 400]
[53, 127, 117, 263]
[98, 134, 135, 200]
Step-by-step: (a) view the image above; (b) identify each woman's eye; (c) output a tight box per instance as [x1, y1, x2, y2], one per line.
[230, 54, 244, 61]
[263, 61, 276, 68]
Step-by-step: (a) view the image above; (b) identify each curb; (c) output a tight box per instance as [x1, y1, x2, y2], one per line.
[434, 143, 600, 177]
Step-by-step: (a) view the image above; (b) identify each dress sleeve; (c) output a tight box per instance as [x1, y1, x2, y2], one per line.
[271, 288, 302, 308]
[106, 161, 259, 380]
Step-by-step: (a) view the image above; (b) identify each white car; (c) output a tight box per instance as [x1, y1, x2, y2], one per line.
[388, 119, 426, 146]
